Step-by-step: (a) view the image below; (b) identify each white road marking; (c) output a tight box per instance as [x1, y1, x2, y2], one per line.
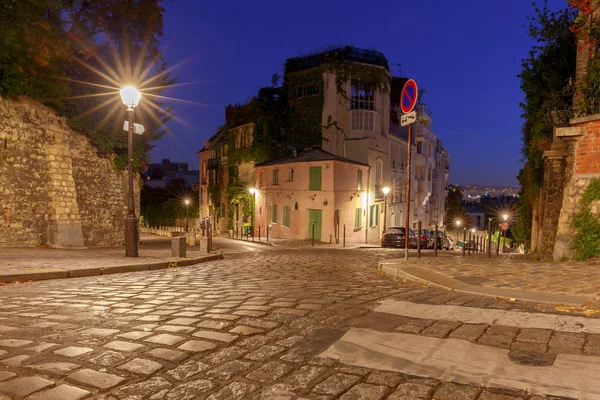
[320, 328, 600, 399]
[376, 299, 600, 334]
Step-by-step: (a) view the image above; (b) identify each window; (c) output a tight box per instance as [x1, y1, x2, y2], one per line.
[259, 170, 264, 187]
[428, 168, 432, 181]
[288, 168, 294, 182]
[476, 215, 481, 227]
[273, 168, 279, 185]
[354, 208, 362, 229]
[417, 141, 423, 154]
[351, 110, 378, 132]
[357, 169, 363, 190]
[272, 205, 278, 224]
[309, 166, 322, 191]
[369, 205, 379, 227]
[351, 82, 375, 110]
[283, 206, 290, 227]
[375, 159, 383, 185]
[297, 85, 319, 98]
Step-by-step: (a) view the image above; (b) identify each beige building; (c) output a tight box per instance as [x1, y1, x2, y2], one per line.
[254, 149, 369, 243]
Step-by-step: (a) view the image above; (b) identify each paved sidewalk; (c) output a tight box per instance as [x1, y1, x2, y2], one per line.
[0, 234, 222, 283]
[379, 254, 600, 308]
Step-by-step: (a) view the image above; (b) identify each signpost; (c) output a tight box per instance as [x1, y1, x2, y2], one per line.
[401, 79, 418, 259]
[123, 121, 145, 135]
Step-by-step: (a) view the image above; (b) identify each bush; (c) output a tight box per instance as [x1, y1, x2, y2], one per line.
[572, 178, 600, 260]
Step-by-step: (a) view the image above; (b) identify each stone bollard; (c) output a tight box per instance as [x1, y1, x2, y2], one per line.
[199, 236, 208, 255]
[186, 232, 196, 246]
[172, 236, 186, 258]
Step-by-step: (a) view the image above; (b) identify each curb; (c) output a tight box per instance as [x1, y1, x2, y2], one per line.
[0, 253, 224, 284]
[378, 261, 596, 307]
[226, 237, 274, 246]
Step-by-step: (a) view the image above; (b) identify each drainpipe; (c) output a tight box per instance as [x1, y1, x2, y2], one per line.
[365, 165, 371, 244]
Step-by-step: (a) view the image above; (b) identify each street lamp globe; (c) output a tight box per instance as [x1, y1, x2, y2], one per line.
[249, 187, 256, 195]
[382, 187, 390, 196]
[471, 228, 476, 234]
[184, 198, 190, 206]
[503, 214, 509, 222]
[456, 220, 461, 227]
[120, 85, 141, 110]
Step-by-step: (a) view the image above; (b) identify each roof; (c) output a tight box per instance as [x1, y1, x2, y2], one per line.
[285, 46, 390, 74]
[255, 148, 369, 167]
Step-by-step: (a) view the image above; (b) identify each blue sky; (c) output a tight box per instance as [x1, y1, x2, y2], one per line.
[152, 0, 569, 187]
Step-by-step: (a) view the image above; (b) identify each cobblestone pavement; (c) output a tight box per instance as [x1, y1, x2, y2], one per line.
[386, 255, 600, 297]
[0, 243, 595, 399]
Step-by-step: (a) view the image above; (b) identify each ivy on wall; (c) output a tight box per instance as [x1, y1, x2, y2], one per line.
[571, 177, 600, 260]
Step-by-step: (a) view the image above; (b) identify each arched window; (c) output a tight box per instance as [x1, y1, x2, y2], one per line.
[288, 168, 294, 182]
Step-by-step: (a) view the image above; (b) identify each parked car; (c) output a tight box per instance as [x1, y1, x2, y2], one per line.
[420, 229, 431, 249]
[381, 227, 418, 248]
[429, 230, 451, 250]
[463, 240, 481, 251]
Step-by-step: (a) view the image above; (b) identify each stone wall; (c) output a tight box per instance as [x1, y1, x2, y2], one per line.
[0, 96, 139, 248]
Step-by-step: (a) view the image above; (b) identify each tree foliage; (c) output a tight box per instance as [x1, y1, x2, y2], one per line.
[516, 1, 577, 250]
[140, 178, 199, 227]
[0, 0, 174, 170]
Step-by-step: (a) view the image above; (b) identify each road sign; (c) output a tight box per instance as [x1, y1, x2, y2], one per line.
[123, 121, 145, 134]
[500, 222, 509, 231]
[400, 110, 417, 126]
[401, 79, 418, 114]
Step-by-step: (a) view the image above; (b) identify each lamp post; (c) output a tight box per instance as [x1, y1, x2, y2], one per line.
[184, 198, 190, 233]
[382, 187, 390, 234]
[455, 220, 461, 248]
[249, 188, 256, 240]
[120, 85, 142, 257]
[471, 228, 476, 253]
[502, 214, 509, 253]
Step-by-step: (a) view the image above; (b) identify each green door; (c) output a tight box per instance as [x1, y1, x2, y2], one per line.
[308, 209, 322, 241]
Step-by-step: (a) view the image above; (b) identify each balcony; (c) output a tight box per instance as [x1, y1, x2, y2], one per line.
[207, 158, 220, 170]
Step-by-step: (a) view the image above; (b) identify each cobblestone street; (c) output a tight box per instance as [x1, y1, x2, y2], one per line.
[0, 240, 597, 399]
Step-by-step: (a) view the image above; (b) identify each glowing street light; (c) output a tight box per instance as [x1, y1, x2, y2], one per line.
[120, 85, 142, 257]
[455, 220, 461, 247]
[502, 214, 509, 253]
[184, 198, 190, 233]
[382, 187, 390, 233]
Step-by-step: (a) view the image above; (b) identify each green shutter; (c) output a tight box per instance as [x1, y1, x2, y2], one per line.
[354, 208, 362, 228]
[283, 206, 290, 227]
[273, 169, 279, 185]
[357, 170, 362, 190]
[309, 166, 322, 191]
[272, 205, 278, 223]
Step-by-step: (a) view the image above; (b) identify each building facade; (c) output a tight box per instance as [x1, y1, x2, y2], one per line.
[254, 149, 369, 243]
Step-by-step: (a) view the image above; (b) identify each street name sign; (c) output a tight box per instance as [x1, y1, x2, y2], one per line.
[400, 110, 417, 126]
[123, 121, 145, 134]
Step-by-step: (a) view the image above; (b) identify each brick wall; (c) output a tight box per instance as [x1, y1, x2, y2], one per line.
[575, 121, 600, 175]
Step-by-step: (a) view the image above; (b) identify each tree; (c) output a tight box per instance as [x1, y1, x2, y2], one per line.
[516, 1, 577, 250]
[0, 0, 174, 169]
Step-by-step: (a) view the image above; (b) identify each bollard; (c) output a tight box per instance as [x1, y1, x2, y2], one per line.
[312, 223, 315, 247]
[417, 221, 421, 259]
[252, 225, 254, 241]
[434, 224, 438, 257]
[172, 236, 186, 258]
[343, 224, 346, 248]
[267, 225, 269, 242]
[462, 229, 466, 257]
[329, 234, 332, 244]
[258, 226, 261, 241]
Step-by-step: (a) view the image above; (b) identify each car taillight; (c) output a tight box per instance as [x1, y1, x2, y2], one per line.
[421, 235, 426, 240]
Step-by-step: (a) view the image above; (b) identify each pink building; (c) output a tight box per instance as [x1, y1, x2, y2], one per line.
[253, 149, 370, 243]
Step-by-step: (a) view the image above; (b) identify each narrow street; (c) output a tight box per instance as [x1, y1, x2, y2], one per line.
[0, 239, 596, 399]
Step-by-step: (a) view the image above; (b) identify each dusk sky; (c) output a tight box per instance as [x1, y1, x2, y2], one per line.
[151, 0, 568, 188]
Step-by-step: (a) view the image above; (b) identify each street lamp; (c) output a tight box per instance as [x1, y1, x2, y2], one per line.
[249, 188, 256, 240]
[382, 187, 390, 234]
[184, 198, 190, 233]
[502, 214, 509, 252]
[455, 220, 461, 247]
[471, 228, 476, 252]
[120, 85, 142, 257]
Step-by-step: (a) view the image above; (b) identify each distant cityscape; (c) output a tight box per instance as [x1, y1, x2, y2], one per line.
[459, 184, 519, 200]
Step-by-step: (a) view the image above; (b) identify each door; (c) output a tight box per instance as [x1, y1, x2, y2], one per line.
[308, 209, 322, 241]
